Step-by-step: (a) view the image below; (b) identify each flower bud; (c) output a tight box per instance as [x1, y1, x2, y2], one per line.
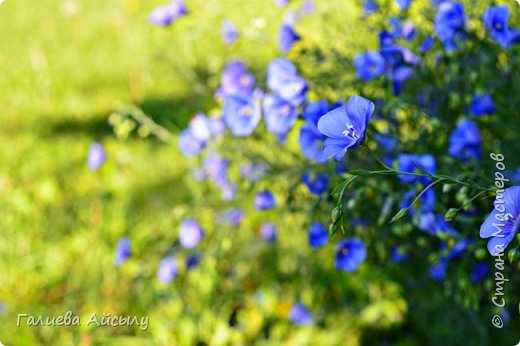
[508, 248, 520, 264]
[331, 207, 342, 224]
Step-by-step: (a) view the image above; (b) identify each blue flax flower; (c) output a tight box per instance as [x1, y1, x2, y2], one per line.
[448, 119, 481, 162]
[114, 237, 131, 267]
[255, 191, 276, 210]
[468, 92, 496, 116]
[87, 142, 106, 171]
[483, 5, 520, 48]
[149, 0, 187, 26]
[279, 24, 300, 53]
[470, 262, 490, 283]
[434, 2, 466, 51]
[218, 208, 244, 227]
[335, 238, 367, 272]
[289, 303, 313, 325]
[395, 0, 412, 10]
[302, 173, 329, 195]
[179, 219, 204, 249]
[263, 94, 298, 136]
[419, 36, 435, 53]
[186, 253, 201, 269]
[222, 95, 261, 136]
[260, 223, 277, 243]
[222, 20, 239, 45]
[363, 0, 379, 16]
[299, 101, 330, 163]
[390, 245, 409, 263]
[353, 51, 386, 81]
[216, 61, 255, 99]
[157, 256, 178, 283]
[308, 222, 328, 248]
[429, 259, 448, 281]
[317, 96, 375, 160]
[480, 186, 520, 255]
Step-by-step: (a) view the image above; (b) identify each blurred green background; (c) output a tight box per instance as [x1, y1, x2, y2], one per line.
[0, 0, 518, 345]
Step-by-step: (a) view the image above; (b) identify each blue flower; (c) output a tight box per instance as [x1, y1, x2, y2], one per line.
[353, 51, 386, 81]
[434, 2, 466, 51]
[470, 262, 490, 283]
[188, 113, 213, 141]
[397, 154, 436, 184]
[468, 92, 496, 116]
[157, 256, 178, 283]
[263, 94, 298, 136]
[289, 303, 313, 325]
[87, 142, 106, 171]
[449, 119, 481, 162]
[401, 21, 416, 41]
[222, 20, 239, 45]
[240, 163, 267, 182]
[260, 223, 277, 243]
[480, 186, 520, 255]
[274, 0, 290, 6]
[483, 5, 520, 48]
[301, 1, 316, 15]
[222, 95, 261, 136]
[277, 76, 308, 107]
[202, 151, 229, 185]
[308, 222, 328, 248]
[114, 237, 131, 267]
[390, 245, 409, 263]
[419, 36, 435, 53]
[179, 219, 204, 249]
[218, 208, 244, 226]
[302, 173, 329, 195]
[255, 191, 276, 210]
[380, 46, 418, 95]
[186, 253, 201, 269]
[416, 213, 457, 236]
[217, 61, 255, 99]
[395, 0, 412, 10]
[363, 0, 379, 16]
[179, 129, 205, 157]
[429, 259, 448, 281]
[267, 58, 297, 92]
[317, 95, 375, 160]
[279, 24, 300, 53]
[299, 101, 329, 163]
[335, 238, 367, 272]
[149, 0, 187, 26]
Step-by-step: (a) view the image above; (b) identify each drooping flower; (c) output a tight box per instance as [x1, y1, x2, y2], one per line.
[302, 173, 329, 195]
[434, 2, 466, 51]
[470, 262, 490, 283]
[149, 0, 187, 26]
[186, 253, 201, 269]
[216, 61, 255, 99]
[157, 256, 178, 283]
[222, 20, 239, 45]
[289, 303, 313, 325]
[308, 222, 328, 248]
[179, 219, 204, 249]
[429, 259, 448, 281]
[87, 142, 106, 171]
[222, 95, 261, 136]
[263, 94, 298, 136]
[114, 237, 131, 267]
[395, 0, 412, 11]
[254, 191, 276, 210]
[449, 119, 481, 162]
[353, 51, 386, 81]
[260, 223, 277, 243]
[390, 245, 409, 263]
[335, 238, 367, 272]
[468, 92, 496, 116]
[397, 154, 436, 184]
[279, 24, 300, 53]
[480, 186, 520, 255]
[317, 95, 375, 160]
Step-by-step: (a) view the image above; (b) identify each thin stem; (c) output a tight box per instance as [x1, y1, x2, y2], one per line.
[409, 179, 446, 210]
